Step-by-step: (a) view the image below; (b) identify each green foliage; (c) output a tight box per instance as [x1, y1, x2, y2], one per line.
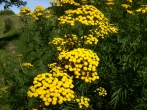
[0, 56, 41, 110]
[19, 15, 58, 71]
[91, 0, 147, 109]
[4, 17, 14, 32]
[0, 10, 15, 15]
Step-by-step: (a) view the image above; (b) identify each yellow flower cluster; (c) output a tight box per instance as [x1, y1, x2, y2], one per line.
[76, 96, 90, 108]
[106, 0, 114, 5]
[31, 6, 46, 20]
[121, 3, 147, 15]
[49, 37, 65, 51]
[136, 5, 147, 14]
[17, 7, 31, 16]
[44, 9, 52, 19]
[18, 6, 52, 20]
[0, 86, 8, 93]
[89, 23, 118, 38]
[81, 0, 87, 4]
[58, 5, 107, 26]
[20, 7, 31, 13]
[127, 0, 132, 3]
[50, 29, 117, 49]
[49, 34, 80, 51]
[94, 87, 107, 96]
[28, 72, 75, 106]
[127, 10, 135, 15]
[48, 63, 57, 68]
[22, 63, 33, 67]
[121, 4, 131, 9]
[81, 35, 98, 45]
[50, 37, 64, 45]
[50, 0, 80, 6]
[0, 86, 8, 99]
[58, 5, 118, 38]
[121, 4, 135, 15]
[34, 5, 44, 11]
[58, 48, 100, 83]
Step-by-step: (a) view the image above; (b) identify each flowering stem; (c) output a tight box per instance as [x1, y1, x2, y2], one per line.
[18, 57, 25, 73]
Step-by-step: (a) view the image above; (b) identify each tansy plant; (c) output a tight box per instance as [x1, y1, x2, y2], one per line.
[18, 6, 52, 20]
[2, 0, 147, 110]
[17, 5, 56, 72]
[57, 48, 100, 83]
[28, 72, 75, 107]
[27, 0, 118, 109]
[49, 4, 118, 52]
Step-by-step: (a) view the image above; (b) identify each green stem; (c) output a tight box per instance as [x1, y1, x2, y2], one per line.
[18, 57, 25, 73]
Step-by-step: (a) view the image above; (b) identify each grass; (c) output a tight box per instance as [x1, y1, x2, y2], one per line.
[0, 14, 22, 56]
[0, 15, 23, 109]
[0, 15, 21, 37]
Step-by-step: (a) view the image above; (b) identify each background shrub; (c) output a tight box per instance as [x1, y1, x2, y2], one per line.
[0, 10, 15, 15]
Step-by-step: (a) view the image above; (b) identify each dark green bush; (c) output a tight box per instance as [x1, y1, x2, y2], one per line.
[0, 10, 15, 15]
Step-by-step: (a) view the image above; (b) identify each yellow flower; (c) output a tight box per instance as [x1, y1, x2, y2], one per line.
[127, 10, 135, 15]
[95, 87, 107, 96]
[36, 12, 43, 16]
[58, 100, 63, 104]
[121, 4, 131, 9]
[106, 1, 114, 5]
[0, 86, 8, 93]
[76, 96, 90, 108]
[48, 98, 52, 103]
[19, 7, 31, 15]
[142, 9, 146, 13]
[45, 16, 51, 18]
[44, 101, 50, 106]
[17, 13, 21, 17]
[136, 8, 142, 12]
[34, 93, 38, 97]
[83, 61, 88, 66]
[52, 100, 57, 105]
[21, 10, 26, 13]
[83, 67, 88, 71]
[35, 17, 39, 20]
[127, 0, 132, 3]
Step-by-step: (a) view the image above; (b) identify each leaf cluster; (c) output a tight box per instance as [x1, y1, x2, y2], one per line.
[0, 0, 27, 9]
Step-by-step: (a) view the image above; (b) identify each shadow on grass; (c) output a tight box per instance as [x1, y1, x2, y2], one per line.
[0, 32, 20, 49]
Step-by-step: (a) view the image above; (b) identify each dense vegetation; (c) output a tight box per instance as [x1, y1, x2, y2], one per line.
[0, 0, 147, 110]
[0, 10, 15, 15]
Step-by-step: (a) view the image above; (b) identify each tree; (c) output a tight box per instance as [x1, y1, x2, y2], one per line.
[0, 0, 27, 9]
